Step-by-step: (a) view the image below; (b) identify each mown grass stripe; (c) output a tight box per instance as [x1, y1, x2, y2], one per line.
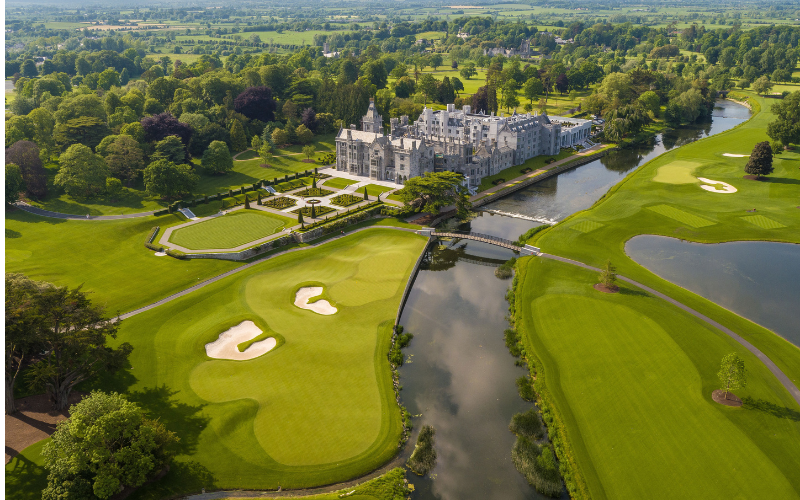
[568, 220, 605, 233]
[646, 204, 715, 228]
[741, 215, 786, 229]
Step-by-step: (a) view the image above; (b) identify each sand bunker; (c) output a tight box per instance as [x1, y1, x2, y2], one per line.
[723, 153, 749, 158]
[294, 287, 337, 315]
[697, 177, 737, 193]
[205, 321, 277, 360]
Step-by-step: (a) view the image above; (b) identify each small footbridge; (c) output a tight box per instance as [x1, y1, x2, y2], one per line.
[418, 229, 540, 255]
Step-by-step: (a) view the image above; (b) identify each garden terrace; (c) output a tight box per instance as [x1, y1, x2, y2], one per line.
[263, 197, 297, 210]
[330, 194, 363, 207]
[295, 187, 335, 197]
[292, 205, 337, 218]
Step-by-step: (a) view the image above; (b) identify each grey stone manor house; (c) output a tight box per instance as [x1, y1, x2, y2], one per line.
[335, 100, 593, 188]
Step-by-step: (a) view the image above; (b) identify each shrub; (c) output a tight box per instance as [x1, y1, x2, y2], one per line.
[407, 425, 437, 476]
[509, 408, 544, 440]
[166, 249, 187, 259]
[492, 178, 506, 186]
[511, 437, 562, 497]
[263, 197, 296, 209]
[516, 375, 536, 402]
[516, 225, 548, 245]
[504, 328, 522, 357]
[495, 257, 517, 279]
[330, 193, 362, 207]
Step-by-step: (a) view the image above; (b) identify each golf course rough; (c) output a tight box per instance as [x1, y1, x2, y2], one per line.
[521, 93, 800, 499]
[90, 229, 427, 495]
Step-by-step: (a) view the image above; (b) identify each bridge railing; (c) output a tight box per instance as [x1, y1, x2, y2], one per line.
[431, 231, 521, 248]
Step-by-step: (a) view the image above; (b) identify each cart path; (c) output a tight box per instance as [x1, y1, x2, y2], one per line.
[539, 253, 800, 407]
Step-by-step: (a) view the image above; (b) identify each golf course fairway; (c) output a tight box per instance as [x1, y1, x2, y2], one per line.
[516, 93, 800, 499]
[516, 258, 800, 499]
[6, 228, 427, 499]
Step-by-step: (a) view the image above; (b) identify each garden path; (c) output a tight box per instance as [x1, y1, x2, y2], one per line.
[539, 253, 800, 407]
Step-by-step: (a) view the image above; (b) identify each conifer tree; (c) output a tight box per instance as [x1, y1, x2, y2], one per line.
[230, 119, 248, 153]
[745, 141, 774, 178]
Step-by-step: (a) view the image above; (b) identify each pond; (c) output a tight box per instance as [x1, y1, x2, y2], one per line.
[484, 100, 750, 223]
[626, 235, 800, 348]
[398, 213, 566, 500]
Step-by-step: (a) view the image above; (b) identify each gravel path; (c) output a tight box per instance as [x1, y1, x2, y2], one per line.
[14, 201, 157, 220]
[539, 253, 800, 407]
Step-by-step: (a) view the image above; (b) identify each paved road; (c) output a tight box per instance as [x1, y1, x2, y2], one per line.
[14, 201, 157, 220]
[119, 225, 419, 320]
[539, 253, 800, 407]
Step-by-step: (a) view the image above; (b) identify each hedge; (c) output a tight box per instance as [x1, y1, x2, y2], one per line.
[144, 227, 164, 252]
[166, 248, 187, 260]
[298, 201, 384, 232]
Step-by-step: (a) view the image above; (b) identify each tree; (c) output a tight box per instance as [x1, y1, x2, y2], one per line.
[418, 74, 439, 103]
[400, 171, 472, 215]
[202, 141, 234, 175]
[106, 177, 123, 199]
[363, 187, 369, 200]
[301, 107, 318, 132]
[394, 76, 416, 98]
[302, 145, 315, 160]
[272, 128, 288, 146]
[295, 124, 314, 144]
[55, 144, 109, 197]
[105, 135, 144, 184]
[6, 141, 47, 198]
[338, 59, 359, 85]
[251, 135, 263, 151]
[439, 77, 455, 104]
[717, 353, 747, 400]
[767, 92, 800, 147]
[744, 141, 774, 178]
[521, 78, 542, 106]
[119, 67, 130, 86]
[472, 86, 489, 114]
[20, 59, 37, 78]
[555, 73, 569, 95]
[5, 164, 25, 204]
[152, 135, 186, 164]
[452, 77, 464, 96]
[141, 113, 193, 149]
[361, 59, 388, 90]
[230, 119, 248, 152]
[460, 63, 477, 80]
[258, 143, 273, 166]
[22, 281, 131, 410]
[54, 94, 106, 124]
[430, 54, 443, 70]
[233, 86, 277, 123]
[407, 425, 437, 476]
[97, 68, 121, 91]
[638, 91, 660, 116]
[54, 117, 111, 150]
[598, 260, 617, 289]
[752, 76, 773, 96]
[42, 391, 178, 499]
[298, 211, 304, 224]
[143, 160, 198, 199]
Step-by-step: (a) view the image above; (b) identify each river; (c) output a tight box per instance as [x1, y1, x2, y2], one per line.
[397, 100, 751, 499]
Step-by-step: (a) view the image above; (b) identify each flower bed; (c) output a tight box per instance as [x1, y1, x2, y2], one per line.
[291, 205, 336, 217]
[330, 194, 362, 207]
[295, 187, 334, 197]
[263, 197, 297, 210]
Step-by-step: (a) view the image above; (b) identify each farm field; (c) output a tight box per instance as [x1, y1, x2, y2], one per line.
[5, 228, 428, 500]
[168, 210, 296, 250]
[4, 210, 237, 314]
[517, 258, 800, 499]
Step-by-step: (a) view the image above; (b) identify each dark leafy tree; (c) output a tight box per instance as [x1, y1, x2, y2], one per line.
[5, 274, 46, 414]
[54, 117, 111, 150]
[233, 86, 277, 123]
[189, 123, 229, 157]
[24, 281, 131, 410]
[301, 107, 318, 132]
[6, 140, 47, 198]
[472, 86, 489, 114]
[152, 135, 187, 164]
[745, 141, 774, 178]
[400, 171, 471, 216]
[141, 113, 192, 155]
[555, 73, 570, 95]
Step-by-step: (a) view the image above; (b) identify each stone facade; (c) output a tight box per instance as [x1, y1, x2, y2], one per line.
[335, 100, 591, 187]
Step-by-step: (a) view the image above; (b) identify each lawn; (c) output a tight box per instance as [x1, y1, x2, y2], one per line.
[322, 177, 359, 190]
[516, 258, 800, 499]
[359, 184, 396, 196]
[477, 148, 575, 192]
[518, 93, 800, 497]
[5, 229, 428, 499]
[168, 210, 295, 250]
[4, 210, 237, 314]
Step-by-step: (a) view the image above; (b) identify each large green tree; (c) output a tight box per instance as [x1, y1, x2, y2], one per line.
[229, 119, 248, 152]
[767, 91, 800, 147]
[4, 164, 26, 205]
[399, 171, 472, 217]
[42, 391, 178, 500]
[201, 140, 234, 175]
[105, 135, 145, 184]
[744, 141, 774, 178]
[54, 117, 111, 150]
[152, 135, 187, 164]
[54, 144, 109, 197]
[143, 159, 198, 199]
[5, 274, 47, 414]
[717, 353, 747, 400]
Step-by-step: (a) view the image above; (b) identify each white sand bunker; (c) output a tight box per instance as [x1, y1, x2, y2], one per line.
[294, 287, 337, 315]
[205, 321, 277, 360]
[698, 177, 737, 194]
[723, 153, 749, 157]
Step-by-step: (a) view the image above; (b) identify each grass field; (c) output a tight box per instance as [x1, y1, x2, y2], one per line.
[5, 228, 427, 499]
[360, 184, 396, 196]
[322, 177, 359, 189]
[519, 93, 800, 497]
[517, 258, 800, 499]
[4, 210, 237, 314]
[168, 210, 295, 250]
[478, 148, 575, 192]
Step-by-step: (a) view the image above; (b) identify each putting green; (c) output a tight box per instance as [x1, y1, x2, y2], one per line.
[89, 229, 426, 494]
[652, 160, 702, 184]
[518, 259, 800, 499]
[169, 210, 294, 250]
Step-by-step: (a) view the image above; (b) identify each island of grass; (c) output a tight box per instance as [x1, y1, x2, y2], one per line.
[263, 196, 297, 210]
[168, 210, 296, 250]
[292, 205, 336, 218]
[322, 177, 360, 190]
[330, 194, 363, 207]
[295, 187, 335, 197]
[5, 229, 429, 499]
[516, 94, 800, 499]
[358, 184, 396, 197]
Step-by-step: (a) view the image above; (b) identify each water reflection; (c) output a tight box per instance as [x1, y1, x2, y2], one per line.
[485, 100, 749, 223]
[399, 215, 564, 500]
[627, 236, 800, 347]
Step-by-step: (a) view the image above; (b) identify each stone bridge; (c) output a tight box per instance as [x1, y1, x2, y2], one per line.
[418, 229, 539, 255]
